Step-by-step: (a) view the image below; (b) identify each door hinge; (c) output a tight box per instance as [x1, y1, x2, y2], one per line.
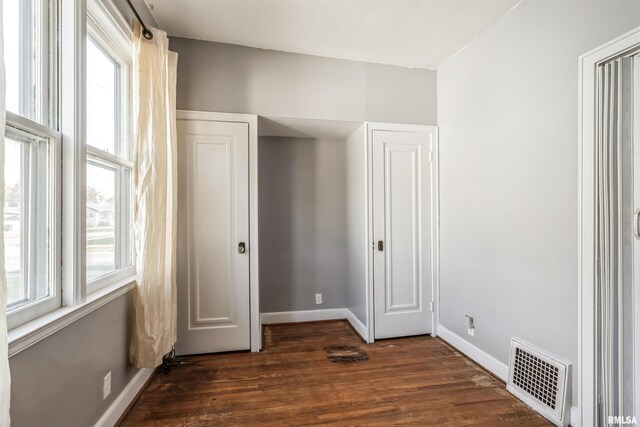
[430, 301, 434, 313]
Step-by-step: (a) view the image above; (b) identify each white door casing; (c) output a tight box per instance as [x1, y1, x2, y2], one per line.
[176, 119, 250, 355]
[372, 128, 433, 339]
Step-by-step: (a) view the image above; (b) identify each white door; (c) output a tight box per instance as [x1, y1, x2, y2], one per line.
[176, 119, 250, 355]
[372, 129, 433, 339]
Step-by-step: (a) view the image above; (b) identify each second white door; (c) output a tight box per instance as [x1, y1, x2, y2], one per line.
[176, 119, 250, 355]
[372, 128, 434, 339]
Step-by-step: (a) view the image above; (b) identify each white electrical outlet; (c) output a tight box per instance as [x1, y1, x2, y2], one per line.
[465, 315, 475, 337]
[103, 372, 112, 400]
[315, 293, 322, 304]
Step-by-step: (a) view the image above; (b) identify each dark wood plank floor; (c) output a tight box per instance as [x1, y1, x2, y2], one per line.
[120, 320, 551, 426]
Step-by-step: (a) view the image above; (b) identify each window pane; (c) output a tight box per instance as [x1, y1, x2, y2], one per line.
[4, 137, 25, 306]
[3, 0, 20, 114]
[4, 131, 52, 312]
[2, 0, 49, 122]
[86, 161, 116, 281]
[87, 38, 118, 155]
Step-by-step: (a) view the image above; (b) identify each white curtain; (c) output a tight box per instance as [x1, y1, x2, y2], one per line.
[130, 23, 178, 369]
[0, 1, 10, 424]
[594, 56, 634, 425]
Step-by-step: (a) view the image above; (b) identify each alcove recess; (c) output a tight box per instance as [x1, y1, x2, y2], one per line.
[257, 116, 368, 332]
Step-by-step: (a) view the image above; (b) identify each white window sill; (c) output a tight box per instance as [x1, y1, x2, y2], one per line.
[8, 275, 137, 358]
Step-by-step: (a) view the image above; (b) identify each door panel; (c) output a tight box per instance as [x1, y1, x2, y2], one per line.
[632, 53, 640, 419]
[176, 120, 250, 355]
[373, 129, 432, 339]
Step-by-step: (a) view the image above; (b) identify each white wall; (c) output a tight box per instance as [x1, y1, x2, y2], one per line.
[170, 38, 437, 125]
[259, 137, 348, 312]
[437, 0, 640, 407]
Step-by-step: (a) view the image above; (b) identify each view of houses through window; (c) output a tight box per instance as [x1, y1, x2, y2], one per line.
[86, 161, 117, 282]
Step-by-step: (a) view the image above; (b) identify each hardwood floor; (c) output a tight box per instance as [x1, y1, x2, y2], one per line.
[120, 320, 551, 426]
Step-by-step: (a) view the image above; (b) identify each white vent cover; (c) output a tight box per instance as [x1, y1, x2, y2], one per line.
[507, 338, 571, 427]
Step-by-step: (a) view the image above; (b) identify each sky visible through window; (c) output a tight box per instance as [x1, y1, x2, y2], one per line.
[87, 37, 117, 155]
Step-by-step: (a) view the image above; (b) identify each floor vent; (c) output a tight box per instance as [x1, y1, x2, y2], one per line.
[507, 338, 570, 427]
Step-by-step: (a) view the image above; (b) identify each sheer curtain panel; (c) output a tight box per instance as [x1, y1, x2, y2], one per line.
[130, 23, 178, 368]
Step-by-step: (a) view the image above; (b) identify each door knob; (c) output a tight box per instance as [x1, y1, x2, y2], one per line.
[238, 242, 246, 253]
[378, 240, 384, 251]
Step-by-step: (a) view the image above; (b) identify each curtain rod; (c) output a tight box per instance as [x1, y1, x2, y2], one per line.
[125, 0, 153, 40]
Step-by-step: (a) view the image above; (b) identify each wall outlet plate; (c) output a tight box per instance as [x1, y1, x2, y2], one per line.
[103, 371, 112, 400]
[465, 315, 475, 336]
[315, 293, 322, 304]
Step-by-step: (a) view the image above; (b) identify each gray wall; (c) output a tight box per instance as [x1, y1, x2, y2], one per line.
[170, 34, 437, 317]
[259, 137, 348, 312]
[170, 37, 437, 125]
[346, 127, 368, 324]
[10, 293, 138, 426]
[437, 0, 640, 407]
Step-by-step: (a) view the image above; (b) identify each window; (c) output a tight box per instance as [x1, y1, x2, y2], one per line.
[3, 0, 54, 124]
[3, 0, 135, 332]
[3, 0, 60, 329]
[85, 7, 134, 290]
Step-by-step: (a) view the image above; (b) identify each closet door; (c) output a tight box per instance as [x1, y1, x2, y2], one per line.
[372, 128, 433, 339]
[632, 53, 640, 421]
[176, 120, 250, 355]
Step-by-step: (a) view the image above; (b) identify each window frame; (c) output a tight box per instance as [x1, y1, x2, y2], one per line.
[85, 0, 135, 293]
[4, 0, 61, 329]
[5, 111, 62, 330]
[5, 0, 137, 340]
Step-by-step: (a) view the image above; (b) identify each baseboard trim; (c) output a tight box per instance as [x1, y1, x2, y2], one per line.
[94, 367, 154, 427]
[260, 309, 371, 344]
[345, 309, 369, 343]
[437, 324, 578, 426]
[437, 324, 509, 380]
[570, 406, 579, 427]
[260, 308, 348, 324]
